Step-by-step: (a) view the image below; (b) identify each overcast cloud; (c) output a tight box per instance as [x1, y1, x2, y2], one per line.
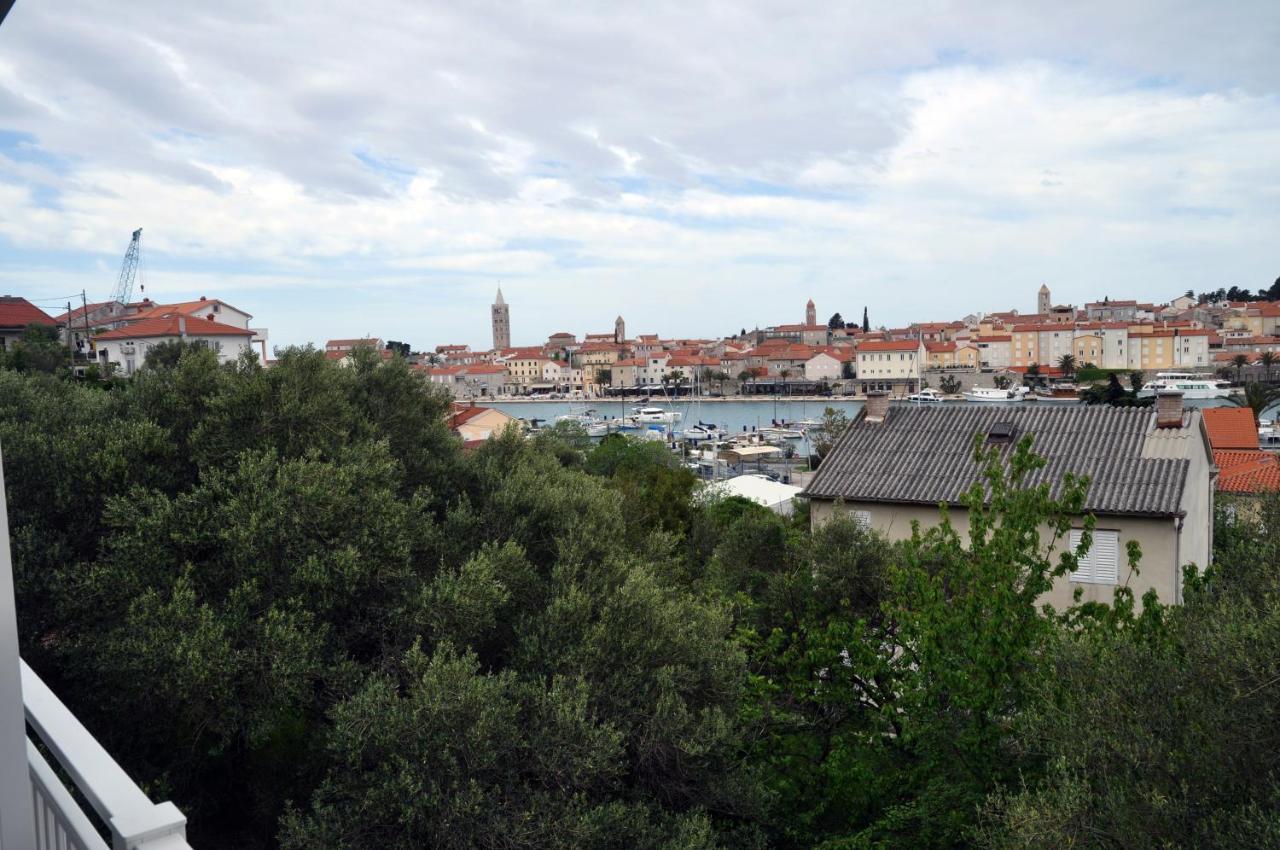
[0, 1, 1277, 348]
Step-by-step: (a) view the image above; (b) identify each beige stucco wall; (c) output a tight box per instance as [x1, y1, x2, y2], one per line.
[810, 498, 1187, 609]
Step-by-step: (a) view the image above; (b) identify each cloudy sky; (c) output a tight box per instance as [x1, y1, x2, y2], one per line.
[1, 1, 1277, 349]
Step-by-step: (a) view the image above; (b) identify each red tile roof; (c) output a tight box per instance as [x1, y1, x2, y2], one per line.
[1202, 407, 1260, 450]
[857, 340, 920, 352]
[130, 298, 250, 322]
[94, 316, 253, 340]
[1215, 450, 1280, 493]
[447, 405, 491, 428]
[0, 296, 55, 328]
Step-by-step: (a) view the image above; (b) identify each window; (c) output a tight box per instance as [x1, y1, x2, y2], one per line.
[851, 510, 871, 530]
[1068, 529, 1119, 584]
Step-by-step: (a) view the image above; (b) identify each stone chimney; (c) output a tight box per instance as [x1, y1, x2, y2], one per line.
[1156, 389, 1184, 428]
[178, 316, 187, 338]
[865, 391, 890, 423]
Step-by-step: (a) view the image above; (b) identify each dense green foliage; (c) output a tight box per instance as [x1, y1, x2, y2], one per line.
[1, 349, 1276, 848]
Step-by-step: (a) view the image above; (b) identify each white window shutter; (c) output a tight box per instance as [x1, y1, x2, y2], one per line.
[1093, 531, 1119, 584]
[853, 510, 871, 530]
[1068, 528, 1119, 585]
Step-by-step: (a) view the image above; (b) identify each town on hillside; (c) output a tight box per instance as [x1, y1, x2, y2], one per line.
[5, 280, 1280, 399]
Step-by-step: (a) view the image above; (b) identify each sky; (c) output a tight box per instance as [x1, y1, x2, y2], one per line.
[0, 1, 1277, 350]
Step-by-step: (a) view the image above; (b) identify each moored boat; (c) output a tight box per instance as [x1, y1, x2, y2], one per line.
[1138, 372, 1232, 399]
[963, 386, 1025, 402]
[1032, 382, 1082, 402]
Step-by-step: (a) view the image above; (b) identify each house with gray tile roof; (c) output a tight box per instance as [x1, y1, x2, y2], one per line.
[804, 392, 1215, 608]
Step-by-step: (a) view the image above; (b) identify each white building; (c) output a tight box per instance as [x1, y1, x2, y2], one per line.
[804, 350, 848, 382]
[94, 316, 255, 376]
[855, 340, 923, 395]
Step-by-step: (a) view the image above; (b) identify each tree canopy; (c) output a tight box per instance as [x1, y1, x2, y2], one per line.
[0, 347, 1274, 849]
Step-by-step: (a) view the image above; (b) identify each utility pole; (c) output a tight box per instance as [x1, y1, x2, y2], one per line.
[66, 301, 74, 362]
[80, 291, 92, 366]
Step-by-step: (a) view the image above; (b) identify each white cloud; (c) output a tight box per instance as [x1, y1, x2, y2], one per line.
[0, 2, 1277, 348]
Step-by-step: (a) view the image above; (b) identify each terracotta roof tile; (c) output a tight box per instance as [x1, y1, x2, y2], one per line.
[1202, 407, 1260, 450]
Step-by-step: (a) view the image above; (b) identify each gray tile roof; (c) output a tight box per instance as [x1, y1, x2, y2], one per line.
[804, 405, 1191, 517]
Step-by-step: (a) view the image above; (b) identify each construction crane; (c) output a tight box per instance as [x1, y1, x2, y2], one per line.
[110, 228, 143, 306]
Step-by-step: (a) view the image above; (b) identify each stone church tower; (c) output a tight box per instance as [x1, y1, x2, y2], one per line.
[491, 287, 510, 351]
[614, 315, 625, 344]
[1038, 284, 1051, 315]
[805, 298, 816, 326]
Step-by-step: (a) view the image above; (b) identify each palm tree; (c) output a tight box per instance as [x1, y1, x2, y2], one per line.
[1260, 351, 1278, 383]
[779, 368, 792, 396]
[1057, 354, 1076, 378]
[1231, 354, 1251, 383]
[1231, 381, 1280, 421]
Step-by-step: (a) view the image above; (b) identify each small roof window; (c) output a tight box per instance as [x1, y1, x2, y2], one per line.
[987, 421, 1018, 444]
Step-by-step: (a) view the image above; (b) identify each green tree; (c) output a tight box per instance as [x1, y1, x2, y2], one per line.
[1259, 350, 1277, 382]
[862, 307, 870, 333]
[1, 323, 69, 374]
[1230, 381, 1280, 420]
[808, 406, 850, 461]
[748, 435, 1104, 847]
[993, 374, 1012, 390]
[1056, 353, 1076, 378]
[143, 338, 210, 369]
[829, 312, 845, 329]
[939, 374, 962, 395]
[980, 495, 1280, 848]
[1231, 353, 1251, 382]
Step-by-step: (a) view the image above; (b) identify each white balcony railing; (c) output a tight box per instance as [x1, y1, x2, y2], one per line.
[22, 660, 192, 850]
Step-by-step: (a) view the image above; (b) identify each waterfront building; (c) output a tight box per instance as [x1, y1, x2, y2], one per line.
[974, 335, 1012, 370]
[855, 339, 923, 395]
[447, 402, 519, 444]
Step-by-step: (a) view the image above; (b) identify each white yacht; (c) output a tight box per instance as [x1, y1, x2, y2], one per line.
[629, 406, 683, 424]
[681, 423, 723, 442]
[759, 426, 805, 441]
[1138, 372, 1232, 399]
[907, 388, 943, 403]
[963, 386, 1026, 402]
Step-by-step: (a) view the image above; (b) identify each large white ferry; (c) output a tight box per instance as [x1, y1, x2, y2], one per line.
[1138, 372, 1232, 399]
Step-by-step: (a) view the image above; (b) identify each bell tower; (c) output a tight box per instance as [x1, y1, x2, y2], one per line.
[491, 287, 510, 350]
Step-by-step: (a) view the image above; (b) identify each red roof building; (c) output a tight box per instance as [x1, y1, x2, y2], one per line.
[0, 296, 55, 330]
[94, 316, 253, 340]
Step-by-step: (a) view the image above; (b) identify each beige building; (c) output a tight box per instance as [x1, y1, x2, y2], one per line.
[447, 403, 519, 444]
[804, 394, 1214, 609]
[575, 342, 623, 394]
[974, 335, 1012, 370]
[855, 339, 923, 395]
[924, 341, 978, 370]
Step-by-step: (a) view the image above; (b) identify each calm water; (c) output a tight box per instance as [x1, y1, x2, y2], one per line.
[488, 397, 865, 435]
[487, 395, 1245, 437]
